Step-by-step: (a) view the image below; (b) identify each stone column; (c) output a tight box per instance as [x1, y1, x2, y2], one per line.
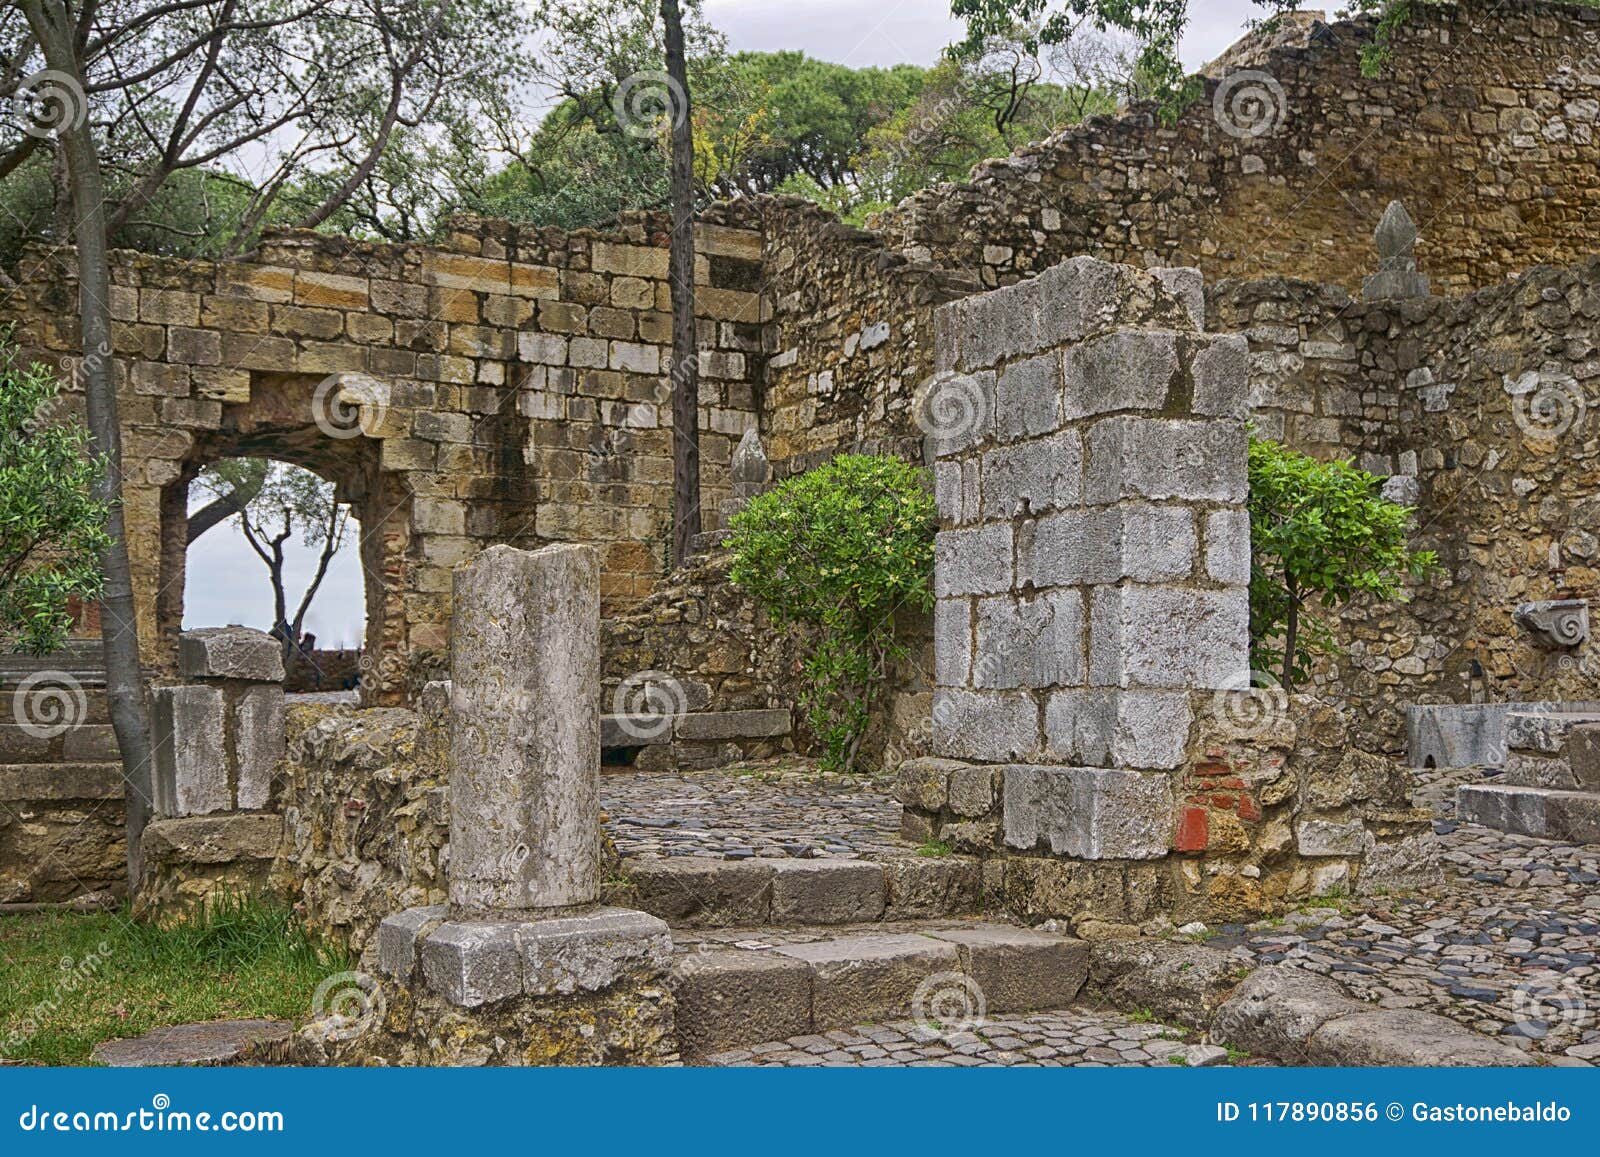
[378, 543, 670, 1014]
[448, 543, 600, 913]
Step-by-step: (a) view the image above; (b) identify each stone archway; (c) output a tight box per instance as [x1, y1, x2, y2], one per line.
[153, 372, 416, 703]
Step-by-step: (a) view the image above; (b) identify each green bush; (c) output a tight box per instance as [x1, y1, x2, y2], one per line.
[0, 341, 111, 654]
[1248, 436, 1436, 691]
[727, 453, 936, 771]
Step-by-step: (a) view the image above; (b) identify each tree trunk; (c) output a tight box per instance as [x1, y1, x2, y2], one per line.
[661, 0, 701, 568]
[1281, 580, 1300, 694]
[23, 0, 156, 888]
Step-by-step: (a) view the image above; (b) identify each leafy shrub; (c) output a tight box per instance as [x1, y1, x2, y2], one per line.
[1248, 436, 1436, 691]
[0, 341, 110, 654]
[727, 453, 935, 771]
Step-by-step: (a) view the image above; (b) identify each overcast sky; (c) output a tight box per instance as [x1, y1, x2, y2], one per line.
[183, 0, 1271, 645]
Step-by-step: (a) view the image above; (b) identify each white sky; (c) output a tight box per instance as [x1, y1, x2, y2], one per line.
[183, 0, 1269, 643]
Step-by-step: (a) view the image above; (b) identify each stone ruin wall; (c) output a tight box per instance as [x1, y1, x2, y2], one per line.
[5, 0, 1599, 745]
[2, 205, 767, 697]
[872, 0, 1600, 297]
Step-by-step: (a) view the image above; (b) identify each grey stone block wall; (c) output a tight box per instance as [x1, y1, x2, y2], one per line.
[152, 626, 287, 817]
[926, 259, 1250, 859]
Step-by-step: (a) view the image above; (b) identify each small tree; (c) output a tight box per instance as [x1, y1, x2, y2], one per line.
[727, 454, 935, 771]
[1248, 437, 1437, 692]
[194, 461, 351, 664]
[0, 342, 110, 654]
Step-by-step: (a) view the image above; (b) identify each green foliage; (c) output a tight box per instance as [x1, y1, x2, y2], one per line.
[1247, 437, 1436, 691]
[0, 341, 111, 654]
[727, 454, 936, 771]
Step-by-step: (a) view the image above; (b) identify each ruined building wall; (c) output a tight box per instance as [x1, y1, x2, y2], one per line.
[872, 0, 1600, 296]
[3, 208, 764, 696]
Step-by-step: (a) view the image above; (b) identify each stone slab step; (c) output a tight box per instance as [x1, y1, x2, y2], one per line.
[1457, 783, 1600, 845]
[1504, 709, 1600, 756]
[6, 687, 112, 725]
[670, 922, 1089, 1062]
[601, 708, 790, 748]
[613, 854, 982, 927]
[0, 722, 118, 763]
[0, 761, 124, 801]
[92, 1019, 292, 1066]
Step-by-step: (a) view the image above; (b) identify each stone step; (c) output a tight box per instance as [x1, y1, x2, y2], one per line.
[1457, 783, 1600, 845]
[600, 708, 791, 749]
[92, 1019, 293, 1066]
[1504, 709, 1600, 756]
[0, 722, 118, 763]
[613, 854, 981, 928]
[670, 922, 1090, 1062]
[4, 687, 113, 725]
[0, 761, 124, 801]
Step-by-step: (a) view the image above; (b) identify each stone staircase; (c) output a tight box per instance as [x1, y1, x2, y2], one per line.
[669, 919, 1092, 1062]
[1457, 707, 1600, 844]
[0, 642, 126, 903]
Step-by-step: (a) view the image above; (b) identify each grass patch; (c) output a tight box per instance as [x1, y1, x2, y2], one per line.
[0, 896, 349, 1066]
[915, 839, 954, 858]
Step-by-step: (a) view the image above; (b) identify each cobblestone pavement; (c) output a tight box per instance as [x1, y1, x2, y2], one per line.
[704, 1011, 1245, 1067]
[602, 761, 901, 860]
[1214, 766, 1600, 1063]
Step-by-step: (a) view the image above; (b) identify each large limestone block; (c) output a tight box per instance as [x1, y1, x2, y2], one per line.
[152, 684, 228, 816]
[178, 626, 285, 683]
[1002, 765, 1174, 859]
[449, 543, 600, 912]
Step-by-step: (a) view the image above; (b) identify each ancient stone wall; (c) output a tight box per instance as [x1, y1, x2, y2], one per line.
[872, 0, 1600, 296]
[3, 206, 765, 697]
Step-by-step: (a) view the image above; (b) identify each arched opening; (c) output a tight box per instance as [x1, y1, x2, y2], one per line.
[182, 458, 368, 693]
[153, 372, 412, 704]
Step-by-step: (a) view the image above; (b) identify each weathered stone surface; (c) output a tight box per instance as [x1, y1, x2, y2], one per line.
[774, 933, 959, 1027]
[1211, 964, 1362, 1063]
[140, 814, 283, 864]
[0, 761, 122, 801]
[1457, 783, 1600, 844]
[178, 627, 285, 683]
[1090, 584, 1248, 691]
[449, 543, 600, 912]
[1086, 939, 1245, 1028]
[881, 856, 983, 919]
[515, 907, 671, 996]
[1305, 1009, 1536, 1067]
[1043, 689, 1191, 769]
[769, 860, 885, 924]
[931, 689, 1039, 762]
[671, 951, 812, 1062]
[673, 709, 790, 741]
[1296, 819, 1367, 857]
[1356, 831, 1445, 893]
[152, 684, 228, 816]
[1002, 765, 1173, 859]
[925, 925, 1089, 1010]
[233, 684, 285, 810]
[419, 920, 523, 1007]
[1505, 709, 1600, 755]
[92, 1019, 293, 1067]
[623, 858, 774, 926]
[1570, 723, 1600, 791]
[377, 904, 448, 979]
